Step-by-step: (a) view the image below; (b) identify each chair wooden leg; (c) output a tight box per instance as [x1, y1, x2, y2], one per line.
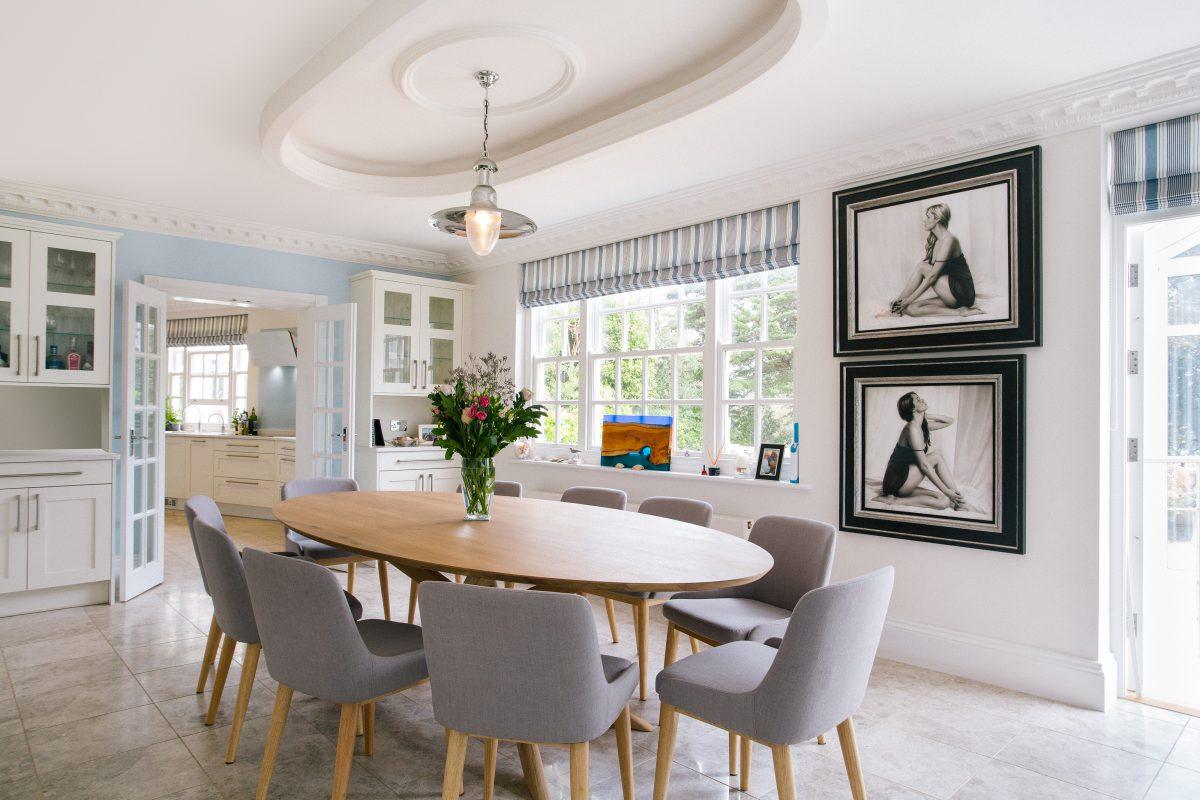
[517, 743, 549, 800]
[636, 600, 650, 700]
[408, 578, 419, 624]
[771, 744, 796, 800]
[615, 706, 634, 800]
[331, 703, 359, 800]
[442, 729, 469, 800]
[346, 562, 356, 594]
[362, 702, 375, 756]
[205, 634, 237, 725]
[569, 742, 589, 800]
[605, 598, 619, 643]
[454, 573, 464, 583]
[739, 732, 752, 791]
[377, 561, 391, 621]
[255, 685, 293, 800]
[224, 642, 260, 763]
[689, 636, 700, 654]
[664, 621, 679, 667]
[503, 581, 515, 589]
[196, 614, 221, 693]
[482, 737, 499, 800]
[837, 717, 867, 800]
[728, 731, 739, 776]
[817, 733, 827, 745]
[653, 704, 679, 800]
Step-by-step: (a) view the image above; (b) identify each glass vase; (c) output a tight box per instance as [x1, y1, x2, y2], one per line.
[460, 457, 496, 521]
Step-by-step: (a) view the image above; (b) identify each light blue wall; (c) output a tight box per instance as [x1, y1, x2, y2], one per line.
[260, 365, 297, 430]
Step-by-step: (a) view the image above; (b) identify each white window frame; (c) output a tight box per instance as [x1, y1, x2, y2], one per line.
[524, 268, 800, 470]
[168, 343, 248, 429]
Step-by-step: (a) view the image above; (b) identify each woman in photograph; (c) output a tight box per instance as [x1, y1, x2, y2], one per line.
[879, 391, 966, 510]
[890, 203, 982, 317]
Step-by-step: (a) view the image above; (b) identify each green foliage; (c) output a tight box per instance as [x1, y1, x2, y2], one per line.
[164, 398, 180, 427]
[427, 353, 547, 460]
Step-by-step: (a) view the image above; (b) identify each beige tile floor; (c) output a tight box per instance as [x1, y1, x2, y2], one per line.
[0, 511, 1198, 799]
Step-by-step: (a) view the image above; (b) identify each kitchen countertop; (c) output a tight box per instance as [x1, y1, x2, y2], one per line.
[166, 432, 295, 441]
[0, 448, 117, 463]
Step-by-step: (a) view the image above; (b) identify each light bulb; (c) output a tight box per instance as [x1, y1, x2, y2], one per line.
[464, 207, 502, 256]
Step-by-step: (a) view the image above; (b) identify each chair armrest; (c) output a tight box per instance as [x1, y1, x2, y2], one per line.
[747, 619, 790, 646]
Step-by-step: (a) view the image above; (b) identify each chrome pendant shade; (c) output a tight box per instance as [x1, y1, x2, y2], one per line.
[429, 70, 536, 256]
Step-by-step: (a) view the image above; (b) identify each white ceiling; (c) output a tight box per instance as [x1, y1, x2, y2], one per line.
[0, 0, 1198, 265]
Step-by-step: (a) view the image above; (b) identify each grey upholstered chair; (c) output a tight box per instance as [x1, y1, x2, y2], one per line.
[184, 495, 225, 694]
[591, 496, 714, 700]
[281, 478, 394, 620]
[243, 549, 429, 800]
[653, 567, 895, 800]
[662, 514, 836, 771]
[560, 486, 629, 646]
[420, 582, 638, 800]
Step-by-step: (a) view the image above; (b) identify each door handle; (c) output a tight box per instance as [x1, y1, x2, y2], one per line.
[224, 454, 259, 459]
[14, 334, 19, 375]
[411, 359, 417, 386]
[422, 360, 428, 390]
[33, 335, 40, 376]
[14, 495, 20, 532]
[31, 493, 39, 531]
[417, 473, 424, 492]
[427, 472, 434, 491]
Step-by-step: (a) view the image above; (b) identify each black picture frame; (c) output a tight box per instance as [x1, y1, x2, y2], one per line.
[834, 147, 1041, 356]
[840, 355, 1025, 554]
[755, 444, 785, 481]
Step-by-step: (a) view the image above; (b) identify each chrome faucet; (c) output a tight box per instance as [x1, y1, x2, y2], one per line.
[206, 412, 227, 434]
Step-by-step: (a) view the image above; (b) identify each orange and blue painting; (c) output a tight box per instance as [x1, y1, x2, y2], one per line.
[601, 414, 673, 471]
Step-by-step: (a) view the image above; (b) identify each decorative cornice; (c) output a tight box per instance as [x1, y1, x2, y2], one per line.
[451, 45, 1200, 275]
[0, 179, 452, 275]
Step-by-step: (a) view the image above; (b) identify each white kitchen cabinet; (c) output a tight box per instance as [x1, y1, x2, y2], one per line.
[0, 222, 118, 387]
[26, 483, 112, 590]
[165, 437, 188, 499]
[167, 434, 295, 511]
[188, 438, 214, 496]
[356, 446, 460, 492]
[0, 489, 26, 593]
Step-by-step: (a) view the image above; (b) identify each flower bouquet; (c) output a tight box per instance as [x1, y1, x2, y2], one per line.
[428, 353, 547, 520]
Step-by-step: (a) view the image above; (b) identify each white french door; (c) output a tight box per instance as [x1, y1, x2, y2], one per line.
[297, 304, 356, 480]
[121, 280, 168, 600]
[1127, 212, 1200, 712]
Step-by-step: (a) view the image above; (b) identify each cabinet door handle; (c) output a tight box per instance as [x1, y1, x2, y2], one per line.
[411, 359, 417, 386]
[224, 479, 260, 486]
[422, 360, 428, 390]
[14, 495, 20, 532]
[224, 454, 259, 459]
[427, 472, 434, 491]
[1, 471, 82, 479]
[416, 473, 424, 492]
[31, 493, 39, 531]
[14, 334, 20, 376]
[33, 335, 40, 377]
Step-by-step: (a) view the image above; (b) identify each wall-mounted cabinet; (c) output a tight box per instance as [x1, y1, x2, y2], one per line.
[0, 225, 114, 386]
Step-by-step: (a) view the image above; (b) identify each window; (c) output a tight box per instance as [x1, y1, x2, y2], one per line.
[527, 266, 798, 463]
[168, 344, 249, 429]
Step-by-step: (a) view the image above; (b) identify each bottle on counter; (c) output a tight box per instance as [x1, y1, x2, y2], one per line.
[66, 337, 81, 370]
[45, 344, 65, 370]
[248, 408, 259, 436]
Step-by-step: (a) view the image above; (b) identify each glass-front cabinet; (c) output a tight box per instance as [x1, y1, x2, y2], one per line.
[361, 275, 464, 395]
[375, 284, 417, 392]
[0, 227, 113, 386]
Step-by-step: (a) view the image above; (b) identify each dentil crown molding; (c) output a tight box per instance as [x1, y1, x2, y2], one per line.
[451, 44, 1200, 275]
[0, 179, 452, 275]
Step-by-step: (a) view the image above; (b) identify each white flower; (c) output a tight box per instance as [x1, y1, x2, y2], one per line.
[520, 387, 533, 402]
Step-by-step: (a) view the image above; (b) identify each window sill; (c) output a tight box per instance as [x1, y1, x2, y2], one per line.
[502, 458, 813, 491]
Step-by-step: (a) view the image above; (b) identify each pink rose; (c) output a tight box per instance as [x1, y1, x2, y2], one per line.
[478, 396, 490, 408]
[460, 408, 473, 424]
[476, 411, 487, 421]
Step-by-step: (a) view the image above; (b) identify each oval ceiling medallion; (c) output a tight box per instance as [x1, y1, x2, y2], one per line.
[261, 0, 827, 197]
[395, 26, 581, 117]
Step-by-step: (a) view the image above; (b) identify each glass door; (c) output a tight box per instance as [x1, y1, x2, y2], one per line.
[28, 232, 111, 385]
[121, 281, 168, 600]
[374, 282, 418, 394]
[421, 286, 461, 390]
[0, 228, 30, 382]
[297, 304, 356, 480]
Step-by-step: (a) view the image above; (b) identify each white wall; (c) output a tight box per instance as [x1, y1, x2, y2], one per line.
[466, 126, 1115, 708]
[0, 386, 108, 450]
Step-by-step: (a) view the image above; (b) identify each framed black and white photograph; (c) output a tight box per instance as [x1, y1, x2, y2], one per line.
[840, 355, 1025, 553]
[755, 444, 785, 481]
[834, 147, 1040, 355]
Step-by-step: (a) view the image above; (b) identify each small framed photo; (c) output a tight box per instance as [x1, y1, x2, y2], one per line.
[755, 444, 785, 481]
[840, 354, 1025, 553]
[417, 424, 437, 444]
[834, 146, 1041, 355]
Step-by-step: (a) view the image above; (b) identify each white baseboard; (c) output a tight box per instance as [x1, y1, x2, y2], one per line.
[0, 582, 110, 618]
[879, 617, 1115, 710]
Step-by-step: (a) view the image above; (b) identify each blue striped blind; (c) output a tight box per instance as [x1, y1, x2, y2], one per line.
[519, 201, 801, 308]
[1112, 112, 1200, 215]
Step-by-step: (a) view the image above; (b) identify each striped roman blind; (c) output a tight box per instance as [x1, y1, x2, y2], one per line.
[519, 201, 801, 308]
[166, 314, 248, 347]
[1111, 112, 1200, 215]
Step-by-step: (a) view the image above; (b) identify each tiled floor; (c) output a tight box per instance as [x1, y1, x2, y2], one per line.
[0, 512, 1197, 799]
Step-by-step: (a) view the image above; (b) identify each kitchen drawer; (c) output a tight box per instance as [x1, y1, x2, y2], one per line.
[213, 477, 279, 507]
[275, 454, 295, 483]
[0, 460, 112, 490]
[214, 452, 277, 481]
[378, 466, 459, 492]
[214, 439, 276, 455]
[277, 441, 296, 457]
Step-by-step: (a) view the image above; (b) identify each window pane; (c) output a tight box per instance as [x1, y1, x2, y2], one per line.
[235, 373, 248, 398]
[217, 352, 230, 373]
[767, 290, 797, 340]
[596, 358, 616, 400]
[648, 404, 672, 418]
[538, 362, 558, 401]
[653, 306, 679, 349]
[767, 266, 797, 287]
[540, 409, 557, 442]
[728, 405, 754, 449]
[732, 296, 762, 343]
[676, 404, 703, 451]
[682, 303, 705, 346]
[617, 404, 643, 416]
[189, 353, 203, 373]
[602, 312, 622, 352]
[1168, 463, 1198, 507]
[234, 346, 249, 371]
[1168, 275, 1200, 325]
[1168, 510, 1195, 544]
[627, 309, 650, 350]
[761, 348, 794, 399]
[1168, 335, 1200, 456]
[678, 354, 703, 400]
[619, 357, 643, 401]
[542, 319, 563, 358]
[170, 348, 184, 371]
[727, 350, 755, 399]
[761, 404, 795, 445]
[559, 361, 580, 401]
[647, 356, 671, 400]
[565, 317, 581, 357]
[733, 273, 763, 291]
[558, 405, 579, 445]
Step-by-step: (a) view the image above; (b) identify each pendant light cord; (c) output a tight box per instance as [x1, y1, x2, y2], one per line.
[481, 83, 490, 159]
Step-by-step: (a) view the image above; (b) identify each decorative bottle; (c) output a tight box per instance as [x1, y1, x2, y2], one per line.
[66, 337, 81, 370]
[46, 344, 64, 370]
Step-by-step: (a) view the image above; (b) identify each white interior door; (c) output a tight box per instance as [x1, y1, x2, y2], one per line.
[297, 304, 356, 480]
[121, 280, 168, 600]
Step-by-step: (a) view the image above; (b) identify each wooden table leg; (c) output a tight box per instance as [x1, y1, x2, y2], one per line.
[464, 575, 498, 587]
[517, 743, 550, 800]
[628, 711, 653, 732]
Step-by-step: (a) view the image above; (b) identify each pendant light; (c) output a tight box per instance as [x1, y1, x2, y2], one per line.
[429, 70, 537, 256]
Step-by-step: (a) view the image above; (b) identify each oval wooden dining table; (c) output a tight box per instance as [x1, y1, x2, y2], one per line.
[274, 490, 774, 800]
